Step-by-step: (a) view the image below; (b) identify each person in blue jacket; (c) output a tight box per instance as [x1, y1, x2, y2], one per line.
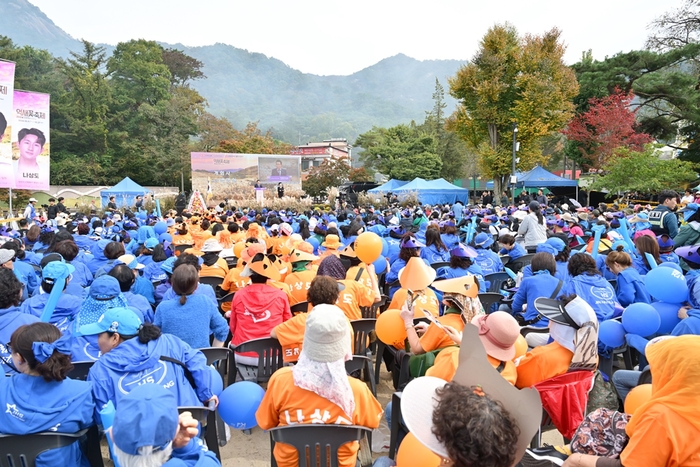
[0, 240, 39, 297]
[91, 240, 125, 276]
[605, 247, 652, 307]
[116, 253, 157, 304]
[160, 254, 218, 307]
[420, 226, 451, 265]
[111, 383, 220, 467]
[435, 243, 485, 293]
[83, 307, 216, 421]
[385, 226, 404, 265]
[52, 239, 94, 288]
[498, 234, 526, 262]
[154, 264, 228, 349]
[72, 223, 96, 252]
[632, 234, 661, 276]
[676, 245, 700, 308]
[657, 234, 680, 264]
[560, 253, 616, 323]
[440, 222, 460, 250]
[472, 232, 504, 276]
[0, 269, 39, 374]
[509, 252, 563, 333]
[0, 322, 94, 467]
[143, 243, 169, 284]
[108, 264, 154, 323]
[20, 262, 82, 333]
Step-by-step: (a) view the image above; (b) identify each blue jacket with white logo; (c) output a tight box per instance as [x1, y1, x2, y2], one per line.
[473, 248, 504, 276]
[614, 267, 651, 307]
[560, 272, 616, 322]
[20, 293, 82, 333]
[0, 306, 40, 374]
[87, 333, 213, 421]
[0, 374, 94, 467]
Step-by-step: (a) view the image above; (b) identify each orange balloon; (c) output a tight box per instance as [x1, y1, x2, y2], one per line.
[355, 232, 383, 264]
[514, 335, 528, 359]
[233, 242, 246, 259]
[376, 309, 407, 348]
[396, 432, 441, 467]
[624, 384, 652, 415]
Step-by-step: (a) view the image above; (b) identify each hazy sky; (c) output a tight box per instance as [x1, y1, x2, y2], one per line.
[29, 0, 675, 76]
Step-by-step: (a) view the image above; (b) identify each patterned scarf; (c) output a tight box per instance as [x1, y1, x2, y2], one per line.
[444, 293, 484, 323]
[292, 351, 355, 419]
[77, 294, 129, 328]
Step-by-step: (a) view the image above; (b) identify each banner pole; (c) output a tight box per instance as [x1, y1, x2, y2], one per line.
[8, 188, 12, 215]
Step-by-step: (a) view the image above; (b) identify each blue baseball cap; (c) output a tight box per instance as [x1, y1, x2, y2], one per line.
[450, 243, 478, 258]
[536, 243, 559, 256]
[79, 307, 143, 336]
[41, 261, 75, 283]
[545, 237, 567, 253]
[474, 233, 494, 249]
[160, 256, 177, 275]
[88, 275, 121, 300]
[112, 383, 179, 455]
[144, 238, 159, 249]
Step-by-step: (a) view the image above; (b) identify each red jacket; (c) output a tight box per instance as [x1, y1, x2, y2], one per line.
[230, 284, 291, 354]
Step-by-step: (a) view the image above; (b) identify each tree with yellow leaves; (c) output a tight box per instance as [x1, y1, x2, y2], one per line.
[447, 24, 579, 195]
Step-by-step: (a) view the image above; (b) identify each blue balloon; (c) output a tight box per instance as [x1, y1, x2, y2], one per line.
[651, 301, 682, 335]
[373, 255, 387, 274]
[159, 232, 172, 243]
[622, 303, 661, 337]
[381, 238, 389, 257]
[659, 262, 682, 273]
[307, 237, 320, 254]
[645, 266, 688, 304]
[208, 366, 224, 397]
[599, 320, 626, 348]
[218, 382, 265, 430]
[154, 221, 168, 235]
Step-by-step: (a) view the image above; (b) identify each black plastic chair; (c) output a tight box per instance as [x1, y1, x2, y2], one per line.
[478, 292, 503, 314]
[199, 347, 233, 378]
[360, 295, 388, 319]
[0, 429, 89, 467]
[388, 392, 403, 459]
[345, 355, 376, 396]
[230, 337, 284, 384]
[499, 255, 510, 266]
[608, 279, 617, 289]
[571, 243, 587, 252]
[224, 256, 238, 269]
[350, 319, 378, 389]
[430, 261, 450, 271]
[508, 254, 535, 274]
[67, 361, 95, 381]
[217, 291, 235, 316]
[290, 301, 310, 315]
[483, 272, 511, 293]
[174, 244, 193, 256]
[199, 276, 224, 289]
[638, 368, 652, 385]
[383, 279, 400, 297]
[269, 424, 371, 467]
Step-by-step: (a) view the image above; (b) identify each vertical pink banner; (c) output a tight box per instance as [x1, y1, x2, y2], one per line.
[11, 90, 50, 191]
[0, 60, 15, 189]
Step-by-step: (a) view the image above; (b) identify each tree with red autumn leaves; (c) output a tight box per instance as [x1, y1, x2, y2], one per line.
[563, 89, 653, 169]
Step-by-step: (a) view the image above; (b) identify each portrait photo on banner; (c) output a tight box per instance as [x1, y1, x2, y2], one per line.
[11, 90, 50, 191]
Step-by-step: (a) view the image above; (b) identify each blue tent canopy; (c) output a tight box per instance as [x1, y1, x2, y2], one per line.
[516, 166, 578, 187]
[100, 177, 148, 208]
[393, 178, 470, 205]
[367, 179, 408, 193]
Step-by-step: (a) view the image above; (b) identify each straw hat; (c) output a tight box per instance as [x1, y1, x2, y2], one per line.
[398, 257, 436, 291]
[401, 324, 542, 464]
[431, 274, 478, 298]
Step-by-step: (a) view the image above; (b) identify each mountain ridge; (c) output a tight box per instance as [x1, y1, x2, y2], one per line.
[0, 0, 466, 143]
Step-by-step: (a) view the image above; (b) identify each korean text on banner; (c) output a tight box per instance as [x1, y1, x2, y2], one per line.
[0, 60, 15, 189]
[12, 90, 50, 190]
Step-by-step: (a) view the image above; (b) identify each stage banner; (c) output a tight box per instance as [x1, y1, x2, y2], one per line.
[191, 152, 260, 201]
[12, 90, 50, 190]
[191, 152, 302, 201]
[0, 60, 15, 188]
